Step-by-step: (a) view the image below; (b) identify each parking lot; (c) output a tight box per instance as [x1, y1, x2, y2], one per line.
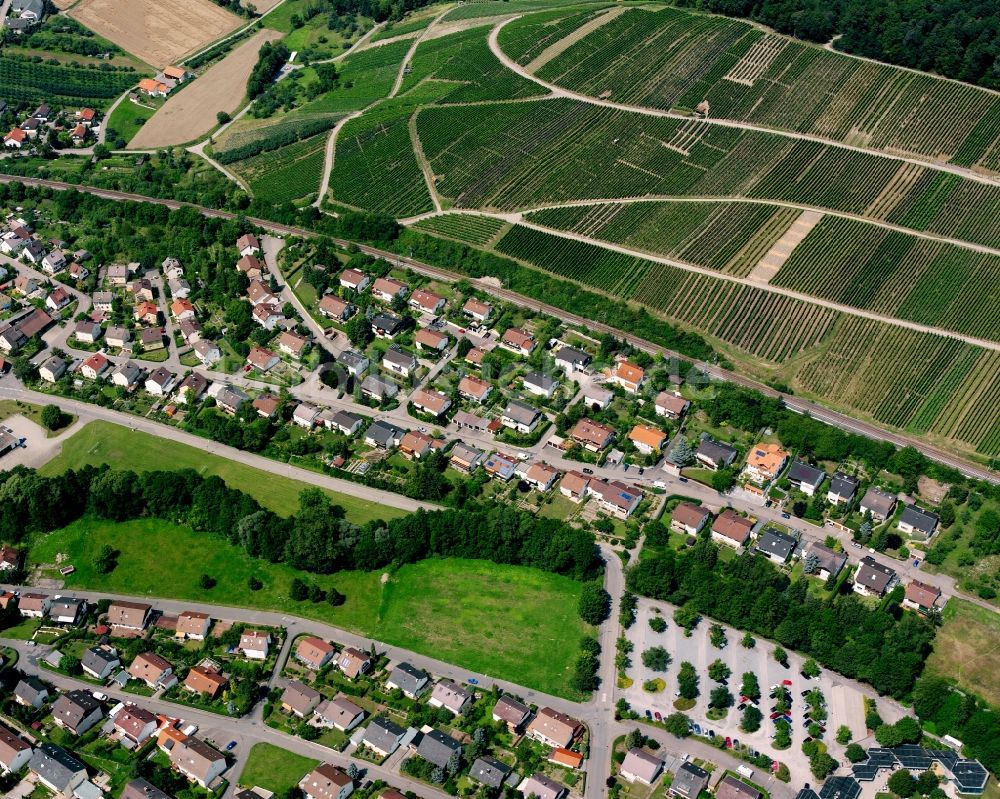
[622, 598, 908, 785]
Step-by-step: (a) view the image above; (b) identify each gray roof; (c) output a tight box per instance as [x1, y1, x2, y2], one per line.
[50, 597, 85, 618]
[503, 400, 541, 426]
[805, 543, 847, 576]
[52, 690, 101, 729]
[388, 662, 428, 695]
[788, 461, 825, 488]
[362, 716, 405, 753]
[29, 744, 86, 791]
[15, 677, 47, 702]
[829, 472, 859, 500]
[372, 313, 406, 336]
[216, 386, 249, 409]
[382, 347, 416, 368]
[861, 487, 896, 516]
[361, 374, 399, 400]
[329, 410, 363, 431]
[855, 556, 896, 593]
[81, 646, 119, 674]
[696, 437, 738, 466]
[416, 729, 461, 768]
[524, 370, 558, 391]
[899, 504, 938, 534]
[755, 528, 797, 562]
[470, 756, 510, 788]
[337, 349, 368, 371]
[121, 778, 174, 799]
[12, 0, 44, 16]
[672, 762, 710, 799]
[366, 419, 404, 448]
[555, 346, 590, 367]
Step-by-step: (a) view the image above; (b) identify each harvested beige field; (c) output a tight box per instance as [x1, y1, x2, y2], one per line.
[69, 0, 242, 68]
[129, 29, 282, 149]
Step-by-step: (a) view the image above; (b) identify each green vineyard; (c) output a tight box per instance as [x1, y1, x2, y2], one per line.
[411, 213, 508, 246]
[296, 39, 413, 115]
[229, 134, 327, 204]
[512, 5, 1000, 167]
[0, 56, 137, 110]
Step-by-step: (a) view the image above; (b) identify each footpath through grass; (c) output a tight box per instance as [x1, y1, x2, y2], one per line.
[29, 518, 590, 698]
[39, 420, 402, 524]
[238, 743, 317, 794]
[925, 598, 1000, 706]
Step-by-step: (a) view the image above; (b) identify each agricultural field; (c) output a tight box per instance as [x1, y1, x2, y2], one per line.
[228, 132, 327, 203]
[0, 56, 137, 110]
[214, 113, 340, 162]
[129, 29, 283, 149]
[68, 0, 242, 68]
[411, 212, 509, 245]
[493, 224, 838, 362]
[498, 5, 611, 66]
[511, 4, 1000, 167]
[442, 0, 608, 22]
[772, 216, 1000, 342]
[527, 200, 798, 276]
[370, 4, 444, 41]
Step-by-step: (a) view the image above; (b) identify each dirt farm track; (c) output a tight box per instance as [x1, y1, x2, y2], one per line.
[69, 0, 243, 69]
[128, 29, 283, 150]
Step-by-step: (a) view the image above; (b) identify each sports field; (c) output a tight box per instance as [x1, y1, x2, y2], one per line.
[39, 420, 402, 524]
[29, 518, 589, 697]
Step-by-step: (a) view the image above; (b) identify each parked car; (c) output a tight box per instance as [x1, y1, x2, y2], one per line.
[583, 467, 594, 475]
[781, 512, 791, 519]
[725, 737, 732, 749]
[679, 477, 688, 483]
[645, 709, 653, 719]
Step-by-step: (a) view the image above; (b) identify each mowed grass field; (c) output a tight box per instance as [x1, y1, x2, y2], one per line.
[29, 518, 589, 697]
[238, 744, 317, 795]
[925, 598, 1000, 706]
[39, 420, 402, 524]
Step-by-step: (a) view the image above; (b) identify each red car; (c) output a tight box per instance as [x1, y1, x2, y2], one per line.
[654, 712, 662, 721]
[782, 679, 793, 686]
[725, 736, 733, 749]
[770, 711, 783, 720]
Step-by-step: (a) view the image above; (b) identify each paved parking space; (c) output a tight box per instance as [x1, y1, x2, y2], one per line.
[622, 598, 910, 786]
[0, 414, 82, 469]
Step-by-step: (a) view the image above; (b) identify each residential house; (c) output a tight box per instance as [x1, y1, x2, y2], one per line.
[715, 776, 762, 799]
[500, 327, 535, 356]
[282, 681, 321, 718]
[454, 409, 488, 432]
[570, 418, 615, 451]
[458, 375, 492, 403]
[518, 774, 566, 799]
[3, 129, 26, 148]
[903, 580, 942, 614]
[169, 737, 227, 788]
[113, 704, 158, 745]
[501, 400, 542, 434]
[319, 294, 354, 322]
[239, 630, 271, 660]
[334, 647, 371, 679]
[92, 291, 114, 313]
[131, 278, 154, 303]
[526, 707, 581, 748]
[364, 419, 404, 449]
[140, 327, 165, 350]
[429, 680, 473, 715]
[293, 403, 319, 429]
[0, 546, 20, 571]
[449, 442, 484, 474]
[111, 361, 143, 391]
[416, 729, 462, 769]
[587, 479, 643, 518]
[162, 258, 184, 280]
[184, 665, 227, 699]
[554, 345, 591, 374]
[462, 297, 492, 323]
[22, 238, 46, 264]
[236, 234, 260, 257]
[193, 340, 222, 366]
[583, 386, 613, 410]
[519, 461, 560, 492]
[629, 424, 667, 455]
[898, 505, 939, 538]
[483, 451, 518, 481]
[39, 355, 67, 383]
[409, 288, 445, 315]
[236, 254, 263, 279]
[45, 286, 72, 311]
[278, 331, 309, 360]
[18, 592, 50, 618]
[138, 78, 169, 97]
[399, 430, 434, 460]
[168, 278, 191, 299]
[371, 277, 408, 302]
[620, 748, 664, 785]
[411, 387, 451, 417]
[0, 722, 32, 775]
[804, 542, 847, 580]
[106, 264, 130, 286]
[296, 637, 335, 671]
[788, 461, 826, 496]
[51, 690, 103, 735]
[523, 370, 559, 399]
[362, 717, 406, 758]
[105, 326, 131, 349]
[492, 695, 530, 730]
[386, 662, 429, 698]
[252, 303, 283, 330]
[315, 696, 364, 732]
[670, 502, 710, 535]
[827, 472, 860, 506]
[559, 471, 590, 503]
[337, 349, 369, 377]
[372, 313, 407, 339]
[860, 488, 897, 522]
[41, 250, 67, 275]
[14, 677, 48, 708]
[695, 437, 738, 471]
[743, 443, 789, 485]
[339, 268, 370, 292]
[247, 346, 279, 373]
[108, 600, 152, 632]
[326, 410, 363, 436]
[654, 391, 689, 419]
[145, 367, 175, 396]
[29, 744, 88, 798]
[170, 299, 196, 322]
[414, 327, 449, 353]
[755, 528, 797, 564]
[175, 611, 211, 640]
[671, 762, 710, 799]
[68, 262, 89, 281]
[382, 346, 417, 377]
[175, 373, 209, 405]
[853, 556, 898, 597]
[610, 360, 645, 393]
[299, 764, 354, 799]
[129, 652, 175, 689]
[49, 597, 86, 624]
[121, 778, 173, 799]
[470, 756, 511, 789]
[73, 320, 102, 344]
[247, 280, 277, 306]
[12, 274, 38, 296]
[464, 347, 485, 368]
[134, 301, 159, 325]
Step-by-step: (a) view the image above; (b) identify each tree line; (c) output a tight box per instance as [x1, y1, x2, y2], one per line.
[0, 465, 600, 581]
[626, 536, 937, 698]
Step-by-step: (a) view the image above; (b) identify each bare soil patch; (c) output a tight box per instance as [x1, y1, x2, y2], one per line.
[69, 0, 242, 68]
[129, 29, 282, 149]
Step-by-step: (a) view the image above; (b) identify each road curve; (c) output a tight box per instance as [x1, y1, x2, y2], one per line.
[0, 173, 995, 485]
